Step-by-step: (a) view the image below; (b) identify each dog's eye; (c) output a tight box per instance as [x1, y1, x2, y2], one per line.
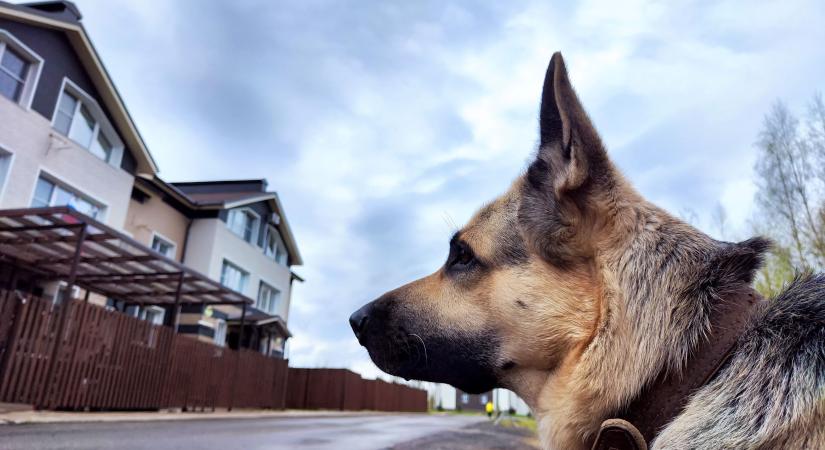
[447, 241, 476, 271]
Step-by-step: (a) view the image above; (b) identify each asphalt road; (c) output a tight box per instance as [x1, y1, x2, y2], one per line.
[0, 413, 487, 450]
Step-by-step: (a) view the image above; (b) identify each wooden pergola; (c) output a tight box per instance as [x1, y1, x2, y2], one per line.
[0, 206, 252, 308]
[0, 206, 256, 409]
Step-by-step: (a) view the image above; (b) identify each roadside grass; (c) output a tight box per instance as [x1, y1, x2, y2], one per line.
[428, 409, 537, 433]
[496, 415, 537, 433]
[428, 409, 485, 416]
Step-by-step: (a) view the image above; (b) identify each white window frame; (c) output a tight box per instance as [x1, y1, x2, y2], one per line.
[0, 142, 15, 203]
[220, 258, 249, 294]
[29, 170, 107, 220]
[0, 29, 44, 109]
[52, 281, 80, 305]
[150, 232, 177, 259]
[264, 225, 289, 266]
[50, 78, 125, 167]
[226, 207, 261, 246]
[213, 319, 228, 347]
[139, 305, 165, 326]
[256, 280, 281, 315]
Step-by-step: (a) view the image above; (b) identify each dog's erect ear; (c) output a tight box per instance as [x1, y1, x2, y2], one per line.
[520, 52, 612, 265]
[533, 52, 608, 194]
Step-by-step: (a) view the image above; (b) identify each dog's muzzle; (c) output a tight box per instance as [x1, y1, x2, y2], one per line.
[349, 302, 373, 345]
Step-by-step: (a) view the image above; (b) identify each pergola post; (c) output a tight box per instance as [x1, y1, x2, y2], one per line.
[171, 271, 184, 333]
[159, 271, 186, 409]
[228, 302, 247, 411]
[39, 223, 87, 409]
[0, 265, 20, 379]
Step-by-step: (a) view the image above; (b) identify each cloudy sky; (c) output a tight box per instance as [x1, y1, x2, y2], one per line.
[66, 0, 825, 377]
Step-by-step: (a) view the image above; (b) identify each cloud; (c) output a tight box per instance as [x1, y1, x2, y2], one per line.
[72, 0, 825, 373]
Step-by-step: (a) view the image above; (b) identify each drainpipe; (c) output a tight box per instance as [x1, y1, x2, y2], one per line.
[179, 218, 193, 264]
[170, 218, 192, 327]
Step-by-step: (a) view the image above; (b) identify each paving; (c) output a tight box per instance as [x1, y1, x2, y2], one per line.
[392, 420, 540, 450]
[0, 412, 492, 450]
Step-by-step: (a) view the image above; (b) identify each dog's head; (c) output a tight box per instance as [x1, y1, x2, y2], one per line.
[350, 52, 626, 394]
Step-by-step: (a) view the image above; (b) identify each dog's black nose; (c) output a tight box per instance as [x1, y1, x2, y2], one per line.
[349, 303, 373, 341]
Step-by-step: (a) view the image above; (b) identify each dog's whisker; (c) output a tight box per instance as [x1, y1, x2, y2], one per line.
[441, 212, 458, 233]
[409, 333, 428, 367]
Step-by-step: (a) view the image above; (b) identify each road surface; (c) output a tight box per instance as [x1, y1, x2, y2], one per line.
[0, 413, 487, 450]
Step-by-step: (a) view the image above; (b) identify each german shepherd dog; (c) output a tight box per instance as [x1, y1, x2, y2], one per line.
[350, 53, 825, 449]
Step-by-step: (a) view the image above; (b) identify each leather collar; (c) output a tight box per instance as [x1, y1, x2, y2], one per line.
[592, 286, 762, 450]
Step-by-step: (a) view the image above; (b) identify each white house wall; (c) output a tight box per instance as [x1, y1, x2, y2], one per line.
[184, 217, 293, 318]
[0, 96, 133, 228]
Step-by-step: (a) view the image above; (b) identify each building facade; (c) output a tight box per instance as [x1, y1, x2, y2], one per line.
[125, 177, 302, 358]
[0, 1, 302, 358]
[0, 0, 160, 303]
[428, 384, 531, 416]
[0, 1, 156, 229]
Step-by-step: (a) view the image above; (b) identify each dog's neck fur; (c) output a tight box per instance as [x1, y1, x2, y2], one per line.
[512, 181, 766, 450]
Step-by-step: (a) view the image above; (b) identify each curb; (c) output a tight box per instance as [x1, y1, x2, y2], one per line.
[0, 410, 392, 426]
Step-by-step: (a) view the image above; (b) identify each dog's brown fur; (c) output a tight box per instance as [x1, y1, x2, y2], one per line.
[350, 52, 825, 449]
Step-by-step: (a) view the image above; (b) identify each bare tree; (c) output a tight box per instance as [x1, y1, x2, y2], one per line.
[711, 202, 727, 240]
[754, 100, 825, 269]
[678, 207, 700, 227]
[807, 93, 825, 185]
[754, 244, 796, 298]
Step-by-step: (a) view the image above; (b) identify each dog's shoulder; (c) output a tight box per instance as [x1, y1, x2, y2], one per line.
[758, 272, 825, 329]
[653, 274, 825, 449]
[739, 272, 825, 382]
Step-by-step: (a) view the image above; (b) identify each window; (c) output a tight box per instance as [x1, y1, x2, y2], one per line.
[461, 394, 469, 405]
[139, 306, 165, 326]
[220, 260, 248, 293]
[264, 226, 289, 266]
[0, 46, 27, 102]
[256, 281, 281, 314]
[151, 234, 176, 258]
[214, 319, 227, 347]
[0, 30, 42, 107]
[227, 208, 259, 244]
[51, 80, 123, 165]
[53, 282, 79, 306]
[54, 91, 76, 135]
[480, 394, 488, 405]
[53, 89, 116, 162]
[32, 176, 103, 219]
[0, 149, 12, 200]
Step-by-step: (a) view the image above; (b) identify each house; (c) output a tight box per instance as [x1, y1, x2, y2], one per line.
[455, 389, 493, 413]
[0, 1, 303, 359]
[0, 0, 157, 227]
[0, 0, 160, 302]
[430, 384, 531, 415]
[124, 176, 303, 358]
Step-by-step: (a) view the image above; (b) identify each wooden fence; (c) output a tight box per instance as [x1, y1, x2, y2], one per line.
[0, 289, 428, 413]
[286, 368, 428, 412]
[0, 289, 288, 410]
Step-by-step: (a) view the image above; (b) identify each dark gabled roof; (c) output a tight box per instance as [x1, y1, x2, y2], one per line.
[171, 179, 268, 190]
[0, 1, 159, 174]
[181, 191, 275, 207]
[135, 176, 304, 266]
[20, 1, 81, 22]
